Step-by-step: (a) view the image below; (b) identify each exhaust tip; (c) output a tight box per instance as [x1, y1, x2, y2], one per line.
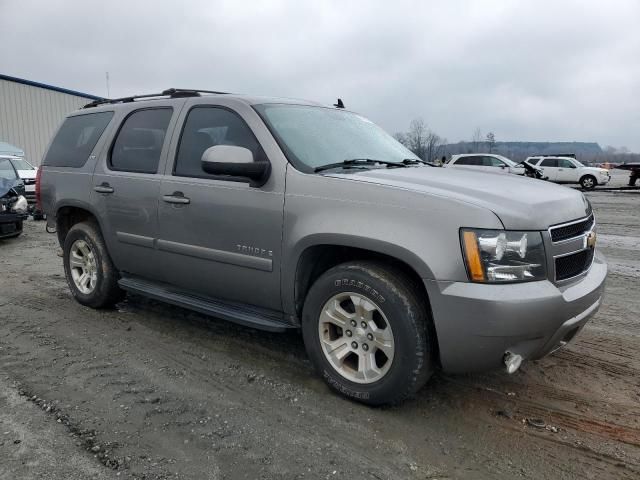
[504, 351, 523, 374]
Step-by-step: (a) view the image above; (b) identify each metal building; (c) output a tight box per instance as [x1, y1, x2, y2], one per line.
[0, 73, 102, 166]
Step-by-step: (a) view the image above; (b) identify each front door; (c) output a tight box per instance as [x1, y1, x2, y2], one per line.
[555, 158, 577, 182]
[157, 104, 285, 311]
[92, 105, 180, 280]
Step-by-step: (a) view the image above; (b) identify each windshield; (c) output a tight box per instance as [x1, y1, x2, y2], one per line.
[0, 158, 18, 180]
[10, 158, 34, 170]
[255, 104, 419, 171]
[572, 159, 585, 167]
[497, 156, 519, 167]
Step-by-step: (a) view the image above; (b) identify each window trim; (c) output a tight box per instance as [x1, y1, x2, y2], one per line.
[172, 104, 270, 181]
[107, 106, 174, 174]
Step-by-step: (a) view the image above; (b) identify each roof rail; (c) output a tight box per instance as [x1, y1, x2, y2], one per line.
[83, 88, 229, 108]
[533, 153, 576, 159]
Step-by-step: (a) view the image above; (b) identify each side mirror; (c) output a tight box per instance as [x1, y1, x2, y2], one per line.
[500, 164, 506, 169]
[201, 145, 270, 187]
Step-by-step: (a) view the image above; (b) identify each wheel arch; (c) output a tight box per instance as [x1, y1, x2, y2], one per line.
[54, 201, 102, 248]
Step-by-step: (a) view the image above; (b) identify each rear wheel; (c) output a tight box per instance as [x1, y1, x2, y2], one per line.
[63, 221, 124, 308]
[302, 261, 434, 405]
[580, 175, 597, 190]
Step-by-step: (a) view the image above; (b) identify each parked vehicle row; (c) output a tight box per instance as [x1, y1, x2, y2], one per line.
[0, 154, 45, 219]
[39, 89, 606, 405]
[0, 156, 29, 239]
[441, 152, 610, 190]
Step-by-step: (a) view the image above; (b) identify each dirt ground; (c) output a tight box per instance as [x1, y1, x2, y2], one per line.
[0, 187, 638, 480]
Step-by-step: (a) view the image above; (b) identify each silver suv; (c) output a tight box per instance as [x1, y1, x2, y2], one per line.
[39, 89, 607, 405]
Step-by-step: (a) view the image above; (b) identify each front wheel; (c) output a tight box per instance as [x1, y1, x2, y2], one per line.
[580, 175, 597, 190]
[302, 261, 434, 405]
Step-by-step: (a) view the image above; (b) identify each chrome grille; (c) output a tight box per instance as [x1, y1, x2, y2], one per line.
[555, 249, 595, 281]
[550, 214, 594, 242]
[548, 214, 596, 282]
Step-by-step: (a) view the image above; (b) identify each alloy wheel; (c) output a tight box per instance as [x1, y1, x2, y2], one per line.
[318, 292, 395, 384]
[69, 239, 98, 294]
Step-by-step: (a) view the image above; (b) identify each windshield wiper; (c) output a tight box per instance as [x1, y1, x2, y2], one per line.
[314, 158, 408, 173]
[402, 158, 430, 165]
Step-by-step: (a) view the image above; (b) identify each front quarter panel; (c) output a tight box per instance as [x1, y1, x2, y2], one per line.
[281, 167, 503, 314]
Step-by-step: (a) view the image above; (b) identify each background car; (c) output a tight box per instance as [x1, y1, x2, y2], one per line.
[0, 157, 28, 239]
[1, 155, 45, 219]
[525, 156, 610, 189]
[444, 154, 525, 175]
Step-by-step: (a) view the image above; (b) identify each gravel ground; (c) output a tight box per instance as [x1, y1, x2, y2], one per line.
[0, 188, 638, 480]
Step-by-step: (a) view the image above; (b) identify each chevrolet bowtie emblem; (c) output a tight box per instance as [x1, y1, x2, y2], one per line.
[586, 231, 597, 249]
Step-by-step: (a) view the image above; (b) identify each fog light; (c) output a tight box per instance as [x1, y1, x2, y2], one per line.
[504, 351, 523, 374]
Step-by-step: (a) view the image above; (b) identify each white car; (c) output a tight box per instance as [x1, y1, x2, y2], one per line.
[445, 154, 525, 175]
[525, 156, 610, 190]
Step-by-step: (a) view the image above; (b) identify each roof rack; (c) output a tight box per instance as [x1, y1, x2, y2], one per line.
[83, 88, 229, 108]
[533, 153, 576, 159]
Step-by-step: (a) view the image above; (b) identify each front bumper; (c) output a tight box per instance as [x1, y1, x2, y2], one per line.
[424, 250, 607, 373]
[0, 213, 24, 239]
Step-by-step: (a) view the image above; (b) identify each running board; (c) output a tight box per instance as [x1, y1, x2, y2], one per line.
[118, 277, 296, 332]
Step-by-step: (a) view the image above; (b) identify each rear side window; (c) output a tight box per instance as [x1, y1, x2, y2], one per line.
[43, 112, 113, 167]
[540, 158, 558, 167]
[174, 106, 265, 178]
[110, 108, 173, 174]
[455, 156, 481, 166]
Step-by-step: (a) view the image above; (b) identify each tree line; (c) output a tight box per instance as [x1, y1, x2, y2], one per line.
[394, 119, 638, 165]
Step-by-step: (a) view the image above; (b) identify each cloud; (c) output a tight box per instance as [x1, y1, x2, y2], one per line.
[2, 0, 639, 150]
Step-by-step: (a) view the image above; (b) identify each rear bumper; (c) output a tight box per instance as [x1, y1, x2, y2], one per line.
[424, 250, 607, 373]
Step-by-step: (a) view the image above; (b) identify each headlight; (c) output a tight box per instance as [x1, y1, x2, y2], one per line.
[460, 229, 547, 283]
[11, 195, 28, 214]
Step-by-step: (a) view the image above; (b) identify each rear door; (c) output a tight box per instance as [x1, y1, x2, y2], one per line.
[537, 158, 559, 181]
[91, 103, 183, 280]
[156, 101, 285, 310]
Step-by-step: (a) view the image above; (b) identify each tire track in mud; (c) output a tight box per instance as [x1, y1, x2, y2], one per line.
[0, 297, 451, 480]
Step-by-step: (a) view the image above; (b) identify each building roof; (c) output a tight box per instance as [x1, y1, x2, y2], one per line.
[0, 73, 103, 100]
[0, 142, 24, 157]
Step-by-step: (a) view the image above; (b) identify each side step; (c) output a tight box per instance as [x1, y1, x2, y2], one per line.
[118, 277, 296, 333]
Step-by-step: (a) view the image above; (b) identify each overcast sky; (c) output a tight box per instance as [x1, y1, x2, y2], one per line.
[2, 0, 639, 151]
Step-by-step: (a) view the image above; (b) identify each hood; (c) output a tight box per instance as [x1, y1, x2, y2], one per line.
[16, 169, 36, 179]
[0, 177, 22, 198]
[328, 167, 591, 230]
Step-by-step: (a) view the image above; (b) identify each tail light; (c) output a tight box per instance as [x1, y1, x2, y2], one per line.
[35, 167, 43, 209]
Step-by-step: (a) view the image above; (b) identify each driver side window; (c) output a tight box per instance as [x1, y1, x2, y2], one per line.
[558, 159, 575, 168]
[174, 106, 266, 178]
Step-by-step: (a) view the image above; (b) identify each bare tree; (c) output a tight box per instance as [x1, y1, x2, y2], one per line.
[393, 132, 408, 146]
[472, 128, 483, 152]
[486, 132, 496, 153]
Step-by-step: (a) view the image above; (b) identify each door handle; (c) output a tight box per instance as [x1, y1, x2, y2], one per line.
[162, 192, 190, 205]
[94, 183, 114, 194]
[558, 168, 564, 171]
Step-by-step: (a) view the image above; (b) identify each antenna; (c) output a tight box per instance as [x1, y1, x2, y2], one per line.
[334, 98, 345, 109]
[105, 72, 110, 98]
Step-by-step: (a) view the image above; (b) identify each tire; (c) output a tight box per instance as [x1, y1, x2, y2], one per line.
[63, 220, 124, 308]
[302, 261, 434, 405]
[580, 175, 597, 190]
